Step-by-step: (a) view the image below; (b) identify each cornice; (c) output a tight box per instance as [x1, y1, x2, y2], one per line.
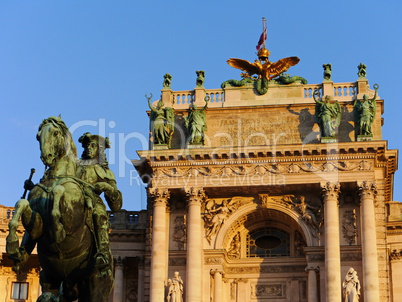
[135, 141, 393, 166]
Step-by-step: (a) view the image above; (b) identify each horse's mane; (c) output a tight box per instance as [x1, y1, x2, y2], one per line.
[38, 116, 78, 160]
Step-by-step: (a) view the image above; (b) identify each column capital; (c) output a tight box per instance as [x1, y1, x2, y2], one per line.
[357, 181, 377, 198]
[114, 256, 125, 267]
[210, 269, 224, 276]
[185, 187, 205, 205]
[147, 187, 170, 206]
[320, 181, 341, 199]
[305, 266, 320, 273]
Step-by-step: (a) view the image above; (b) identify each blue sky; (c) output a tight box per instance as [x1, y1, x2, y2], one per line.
[0, 1, 401, 210]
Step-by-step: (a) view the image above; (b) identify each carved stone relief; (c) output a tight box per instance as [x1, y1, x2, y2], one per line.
[260, 194, 323, 238]
[250, 283, 286, 299]
[203, 196, 254, 243]
[227, 232, 241, 259]
[389, 249, 402, 261]
[295, 230, 306, 257]
[342, 209, 358, 245]
[152, 160, 373, 179]
[172, 216, 186, 250]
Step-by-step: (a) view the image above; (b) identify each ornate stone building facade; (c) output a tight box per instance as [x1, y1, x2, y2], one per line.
[134, 70, 401, 302]
[0, 69, 401, 302]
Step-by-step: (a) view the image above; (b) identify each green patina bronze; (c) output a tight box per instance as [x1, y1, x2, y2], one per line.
[354, 84, 379, 137]
[163, 73, 172, 89]
[196, 70, 205, 88]
[221, 75, 254, 89]
[357, 63, 367, 79]
[313, 89, 342, 138]
[274, 73, 307, 85]
[6, 116, 122, 302]
[147, 93, 175, 147]
[185, 96, 209, 145]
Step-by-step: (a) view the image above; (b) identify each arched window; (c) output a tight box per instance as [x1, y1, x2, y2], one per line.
[246, 227, 290, 258]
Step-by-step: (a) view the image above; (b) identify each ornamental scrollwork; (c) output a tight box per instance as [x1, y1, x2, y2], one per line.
[152, 160, 372, 179]
[390, 249, 402, 261]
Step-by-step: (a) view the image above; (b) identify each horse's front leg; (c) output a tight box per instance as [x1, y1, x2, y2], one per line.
[52, 184, 66, 243]
[6, 199, 30, 255]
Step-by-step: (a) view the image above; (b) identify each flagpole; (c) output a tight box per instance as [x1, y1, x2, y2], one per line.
[262, 17, 266, 49]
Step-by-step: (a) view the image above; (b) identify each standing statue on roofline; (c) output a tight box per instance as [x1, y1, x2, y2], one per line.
[196, 70, 205, 88]
[357, 63, 367, 79]
[313, 89, 341, 138]
[147, 93, 175, 147]
[354, 83, 379, 137]
[163, 73, 172, 89]
[185, 96, 209, 145]
[323, 63, 332, 81]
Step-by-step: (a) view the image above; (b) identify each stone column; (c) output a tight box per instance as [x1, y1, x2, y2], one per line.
[137, 257, 145, 302]
[211, 269, 223, 302]
[358, 181, 380, 302]
[185, 187, 205, 302]
[113, 256, 124, 302]
[148, 187, 170, 302]
[305, 266, 319, 302]
[321, 182, 341, 302]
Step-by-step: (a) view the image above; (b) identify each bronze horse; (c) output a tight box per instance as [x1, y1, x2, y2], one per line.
[6, 117, 113, 302]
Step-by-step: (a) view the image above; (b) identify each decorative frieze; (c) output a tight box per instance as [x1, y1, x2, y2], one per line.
[204, 257, 222, 265]
[251, 283, 286, 299]
[225, 265, 306, 274]
[153, 160, 373, 179]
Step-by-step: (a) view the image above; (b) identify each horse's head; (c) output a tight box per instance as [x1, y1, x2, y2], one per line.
[37, 117, 77, 170]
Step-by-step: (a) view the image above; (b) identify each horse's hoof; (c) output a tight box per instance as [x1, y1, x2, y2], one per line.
[6, 237, 19, 255]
